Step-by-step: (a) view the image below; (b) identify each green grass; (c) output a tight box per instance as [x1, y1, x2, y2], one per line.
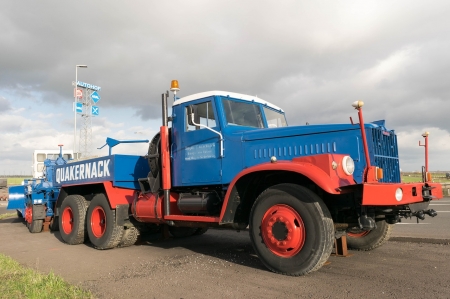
[7, 177, 27, 186]
[0, 213, 16, 220]
[0, 253, 94, 299]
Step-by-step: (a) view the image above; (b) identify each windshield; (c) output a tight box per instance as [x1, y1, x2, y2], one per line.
[223, 99, 264, 128]
[263, 107, 287, 128]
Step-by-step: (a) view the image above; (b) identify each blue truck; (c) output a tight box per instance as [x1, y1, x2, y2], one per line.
[8, 81, 443, 276]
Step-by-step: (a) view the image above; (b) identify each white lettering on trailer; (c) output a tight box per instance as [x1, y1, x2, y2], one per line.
[55, 158, 111, 184]
[91, 162, 97, 178]
[80, 164, 85, 179]
[75, 165, 79, 180]
[85, 163, 91, 179]
[104, 159, 110, 176]
[98, 160, 103, 177]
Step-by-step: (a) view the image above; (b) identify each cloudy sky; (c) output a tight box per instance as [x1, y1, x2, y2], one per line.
[1, 0, 449, 175]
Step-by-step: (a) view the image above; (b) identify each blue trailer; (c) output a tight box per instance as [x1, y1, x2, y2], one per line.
[8, 81, 443, 276]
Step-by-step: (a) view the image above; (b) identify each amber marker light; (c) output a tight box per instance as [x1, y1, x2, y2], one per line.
[376, 167, 384, 180]
[170, 80, 180, 93]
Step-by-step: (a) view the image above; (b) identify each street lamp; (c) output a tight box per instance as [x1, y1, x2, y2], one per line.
[74, 65, 87, 158]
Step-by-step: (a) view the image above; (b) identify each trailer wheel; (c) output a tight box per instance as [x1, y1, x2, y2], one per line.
[87, 194, 124, 249]
[168, 226, 197, 238]
[249, 184, 334, 276]
[28, 219, 43, 233]
[59, 195, 89, 245]
[118, 227, 140, 248]
[346, 220, 392, 251]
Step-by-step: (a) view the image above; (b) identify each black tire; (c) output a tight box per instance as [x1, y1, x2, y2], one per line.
[49, 216, 59, 231]
[249, 184, 334, 276]
[17, 210, 23, 218]
[59, 195, 89, 245]
[118, 227, 140, 248]
[193, 227, 209, 236]
[346, 220, 393, 251]
[147, 133, 161, 178]
[28, 219, 43, 233]
[168, 226, 197, 238]
[87, 193, 124, 250]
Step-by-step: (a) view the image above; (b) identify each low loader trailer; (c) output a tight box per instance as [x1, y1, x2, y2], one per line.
[8, 81, 442, 276]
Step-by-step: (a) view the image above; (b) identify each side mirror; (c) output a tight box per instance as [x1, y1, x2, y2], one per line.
[187, 105, 195, 126]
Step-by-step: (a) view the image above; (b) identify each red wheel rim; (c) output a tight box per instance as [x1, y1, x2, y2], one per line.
[261, 204, 305, 257]
[25, 206, 32, 224]
[91, 206, 106, 238]
[347, 230, 370, 238]
[61, 207, 74, 234]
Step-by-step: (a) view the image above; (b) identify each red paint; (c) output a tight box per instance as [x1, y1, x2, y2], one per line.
[160, 126, 171, 190]
[103, 181, 136, 209]
[131, 192, 164, 223]
[361, 182, 443, 206]
[219, 154, 355, 222]
[25, 206, 32, 224]
[356, 107, 372, 172]
[61, 206, 73, 234]
[90, 206, 106, 238]
[164, 215, 219, 222]
[261, 204, 305, 257]
[347, 230, 370, 238]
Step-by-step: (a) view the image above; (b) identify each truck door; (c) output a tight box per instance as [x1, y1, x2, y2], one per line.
[178, 99, 222, 185]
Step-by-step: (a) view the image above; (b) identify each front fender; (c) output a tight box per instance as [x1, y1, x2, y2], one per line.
[219, 154, 355, 223]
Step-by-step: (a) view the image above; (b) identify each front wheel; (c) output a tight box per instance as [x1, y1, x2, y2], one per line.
[346, 220, 392, 251]
[87, 193, 124, 249]
[249, 184, 334, 276]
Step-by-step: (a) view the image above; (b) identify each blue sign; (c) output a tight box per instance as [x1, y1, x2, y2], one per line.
[91, 91, 101, 103]
[92, 106, 99, 116]
[75, 102, 83, 114]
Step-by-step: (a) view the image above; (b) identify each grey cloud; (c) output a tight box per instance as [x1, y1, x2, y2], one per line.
[0, 97, 12, 114]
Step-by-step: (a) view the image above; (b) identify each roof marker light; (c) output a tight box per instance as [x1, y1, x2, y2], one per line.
[170, 80, 180, 93]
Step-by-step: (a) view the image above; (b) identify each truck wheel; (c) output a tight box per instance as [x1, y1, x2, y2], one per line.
[346, 220, 392, 251]
[49, 216, 59, 231]
[249, 184, 334, 276]
[28, 219, 43, 233]
[168, 226, 197, 238]
[87, 193, 124, 249]
[17, 210, 23, 218]
[59, 195, 89, 245]
[193, 227, 208, 236]
[118, 227, 140, 247]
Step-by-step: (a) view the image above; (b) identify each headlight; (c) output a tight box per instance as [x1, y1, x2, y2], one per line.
[395, 188, 403, 201]
[342, 156, 355, 175]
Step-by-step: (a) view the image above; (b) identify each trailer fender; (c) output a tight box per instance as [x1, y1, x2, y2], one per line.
[219, 153, 355, 224]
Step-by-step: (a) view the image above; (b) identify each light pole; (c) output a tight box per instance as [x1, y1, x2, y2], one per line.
[74, 65, 87, 158]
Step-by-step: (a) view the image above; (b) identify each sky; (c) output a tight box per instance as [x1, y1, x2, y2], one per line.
[1, 0, 450, 175]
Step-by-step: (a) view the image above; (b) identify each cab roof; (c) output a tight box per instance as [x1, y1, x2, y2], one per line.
[172, 91, 284, 112]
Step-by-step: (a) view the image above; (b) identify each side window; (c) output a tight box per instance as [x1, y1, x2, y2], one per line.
[186, 101, 217, 131]
[37, 153, 46, 162]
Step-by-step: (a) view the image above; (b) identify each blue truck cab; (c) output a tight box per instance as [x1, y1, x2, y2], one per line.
[7, 85, 443, 277]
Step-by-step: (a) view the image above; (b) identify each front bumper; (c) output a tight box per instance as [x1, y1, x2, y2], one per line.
[360, 182, 442, 206]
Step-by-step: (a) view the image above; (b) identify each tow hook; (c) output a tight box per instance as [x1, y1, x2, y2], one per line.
[425, 209, 437, 217]
[413, 209, 437, 222]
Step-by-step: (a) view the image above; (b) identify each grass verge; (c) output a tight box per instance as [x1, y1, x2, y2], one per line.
[0, 253, 94, 299]
[0, 213, 16, 220]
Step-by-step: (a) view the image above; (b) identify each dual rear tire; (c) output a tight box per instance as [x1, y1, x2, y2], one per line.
[59, 194, 131, 249]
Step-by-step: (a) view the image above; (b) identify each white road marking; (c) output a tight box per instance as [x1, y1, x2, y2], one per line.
[430, 204, 450, 205]
[397, 223, 430, 225]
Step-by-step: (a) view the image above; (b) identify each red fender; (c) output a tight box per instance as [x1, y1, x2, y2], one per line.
[219, 153, 355, 222]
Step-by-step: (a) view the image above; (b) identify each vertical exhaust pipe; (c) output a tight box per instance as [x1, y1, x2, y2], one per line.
[161, 92, 171, 217]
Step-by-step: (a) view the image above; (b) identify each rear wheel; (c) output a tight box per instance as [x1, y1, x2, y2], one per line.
[193, 227, 209, 236]
[87, 194, 124, 249]
[346, 220, 392, 251]
[59, 195, 89, 245]
[118, 227, 140, 248]
[249, 184, 334, 276]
